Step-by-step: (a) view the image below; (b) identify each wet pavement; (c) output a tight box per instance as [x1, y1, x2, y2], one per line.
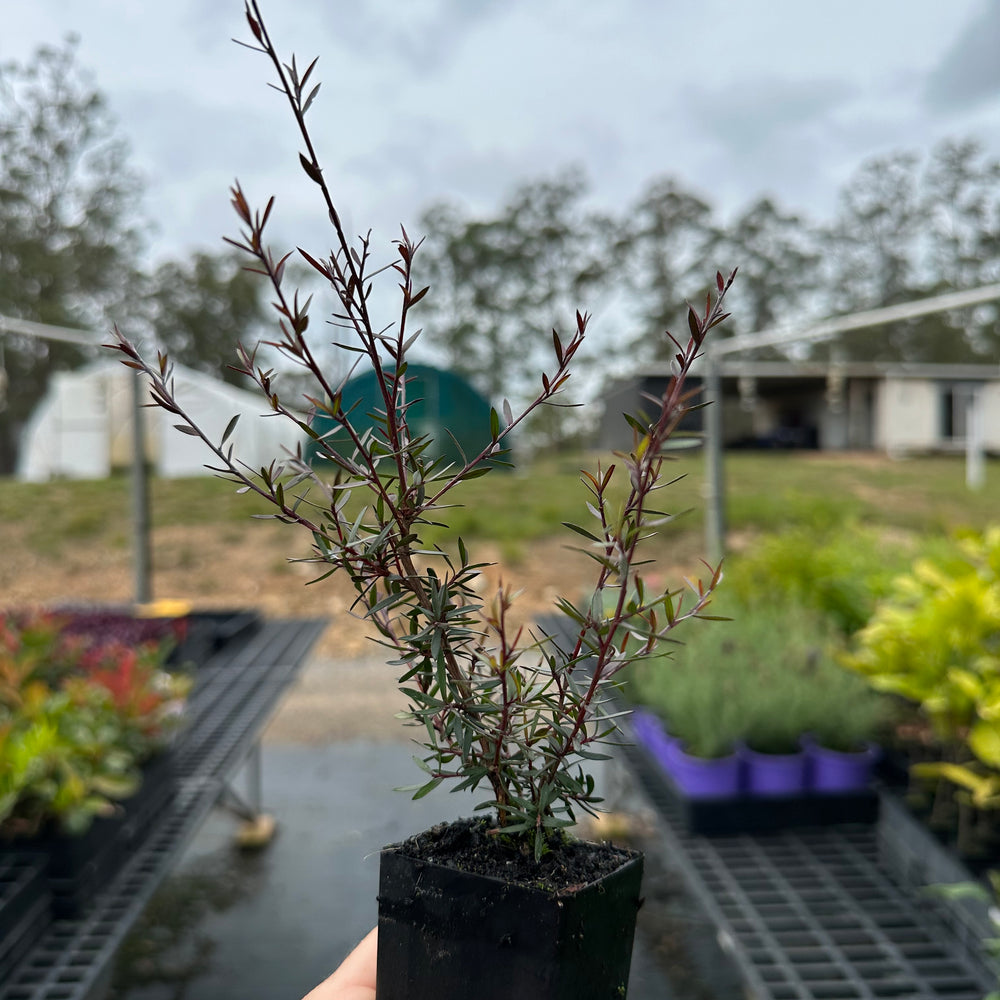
[106, 742, 732, 1000]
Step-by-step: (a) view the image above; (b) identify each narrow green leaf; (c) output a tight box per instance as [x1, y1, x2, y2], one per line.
[562, 522, 602, 543]
[221, 413, 240, 443]
[412, 776, 444, 800]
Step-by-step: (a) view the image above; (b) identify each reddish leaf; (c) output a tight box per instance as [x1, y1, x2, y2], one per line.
[687, 308, 699, 341]
[245, 9, 263, 42]
[408, 285, 430, 307]
[260, 195, 275, 232]
[299, 153, 323, 184]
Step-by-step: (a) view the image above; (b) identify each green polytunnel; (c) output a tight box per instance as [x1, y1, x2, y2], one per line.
[306, 363, 496, 471]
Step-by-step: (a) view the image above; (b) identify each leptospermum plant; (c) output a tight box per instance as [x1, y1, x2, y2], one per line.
[110, 1, 735, 859]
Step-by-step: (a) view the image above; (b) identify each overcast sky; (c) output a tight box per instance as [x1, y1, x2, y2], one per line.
[5, 1, 1000, 272]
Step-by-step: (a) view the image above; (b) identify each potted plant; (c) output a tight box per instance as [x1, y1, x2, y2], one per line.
[630, 596, 890, 801]
[801, 660, 888, 793]
[107, 4, 735, 996]
[629, 643, 744, 798]
[0, 610, 189, 916]
[843, 527, 1000, 855]
[739, 627, 834, 796]
[628, 708, 676, 771]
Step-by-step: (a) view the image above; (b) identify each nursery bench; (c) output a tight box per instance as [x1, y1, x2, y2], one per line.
[624, 739, 1000, 1000]
[0, 616, 326, 1000]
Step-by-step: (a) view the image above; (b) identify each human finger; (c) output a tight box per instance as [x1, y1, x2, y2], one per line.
[302, 927, 378, 1000]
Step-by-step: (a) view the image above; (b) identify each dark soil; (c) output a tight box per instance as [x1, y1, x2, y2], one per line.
[394, 816, 638, 894]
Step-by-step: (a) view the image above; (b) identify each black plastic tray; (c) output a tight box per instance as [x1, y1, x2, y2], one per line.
[169, 610, 262, 669]
[0, 853, 51, 979]
[0, 751, 177, 919]
[658, 765, 881, 836]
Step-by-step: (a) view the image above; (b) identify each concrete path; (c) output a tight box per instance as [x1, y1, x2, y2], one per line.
[106, 656, 732, 999]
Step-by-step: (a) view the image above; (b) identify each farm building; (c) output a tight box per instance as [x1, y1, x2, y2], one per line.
[598, 360, 1000, 455]
[307, 363, 494, 471]
[19, 360, 305, 481]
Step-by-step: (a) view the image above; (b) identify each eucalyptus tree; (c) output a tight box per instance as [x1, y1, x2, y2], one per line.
[618, 177, 721, 361]
[823, 150, 927, 361]
[145, 249, 271, 387]
[714, 197, 823, 345]
[919, 138, 1000, 362]
[415, 169, 616, 408]
[0, 37, 148, 472]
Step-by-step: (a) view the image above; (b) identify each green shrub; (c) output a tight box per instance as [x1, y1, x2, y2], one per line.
[843, 525, 1000, 752]
[629, 640, 745, 758]
[629, 595, 892, 757]
[726, 523, 910, 635]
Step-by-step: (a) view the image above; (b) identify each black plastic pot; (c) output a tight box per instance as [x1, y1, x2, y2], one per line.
[0, 750, 177, 919]
[376, 837, 644, 1000]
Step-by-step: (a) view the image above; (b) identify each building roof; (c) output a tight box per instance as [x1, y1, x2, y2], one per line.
[634, 359, 1000, 381]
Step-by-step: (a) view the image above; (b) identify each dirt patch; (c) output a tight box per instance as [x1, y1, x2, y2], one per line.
[2, 521, 705, 651]
[1, 520, 707, 742]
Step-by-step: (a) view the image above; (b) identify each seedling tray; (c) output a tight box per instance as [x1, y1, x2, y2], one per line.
[0, 893, 50, 983]
[631, 738, 879, 837]
[623, 737, 999, 999]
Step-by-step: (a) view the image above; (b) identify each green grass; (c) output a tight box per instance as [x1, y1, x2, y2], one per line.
[723, 452, 1000, 535]
[2, 451, 999, 556]
[0, 473, 273, 555]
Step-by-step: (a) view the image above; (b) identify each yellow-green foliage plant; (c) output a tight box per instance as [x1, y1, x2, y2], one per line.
[843, 527, 1000, 807]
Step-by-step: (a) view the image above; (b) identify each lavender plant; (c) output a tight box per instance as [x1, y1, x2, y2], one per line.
[109, 1, 735, 859]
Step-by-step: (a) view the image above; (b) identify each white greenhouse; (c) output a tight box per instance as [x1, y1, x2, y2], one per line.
[19, 360, 306, 481]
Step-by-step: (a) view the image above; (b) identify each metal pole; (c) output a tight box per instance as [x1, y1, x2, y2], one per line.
[715, 283, 1000, 358]
[966, 389, 985, 491]
[699, 285, 1000, 559]
[131, 369, 153, 604]
[247, 742, 263, 816]
[703, 352, 726, 563]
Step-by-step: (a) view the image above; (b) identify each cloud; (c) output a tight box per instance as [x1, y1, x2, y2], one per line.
[925, 1, 1000, 111]
[683, 76, 858, 154]
[118, 88, 289, 176]
[313, 0, 523, 77]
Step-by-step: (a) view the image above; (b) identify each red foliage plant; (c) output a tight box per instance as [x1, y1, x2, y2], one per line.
[108, 1, 736, 859]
